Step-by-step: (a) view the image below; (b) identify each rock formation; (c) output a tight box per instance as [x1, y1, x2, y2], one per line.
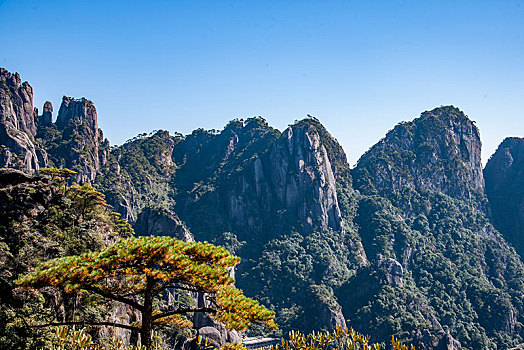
[0, 68, 42, 172]
[266, 121, 343, 233]
[40, 101, 53, 126]
[134, 206, 193, 242]
[53, 96, 108, 183]
[0, 69, 110, 184]
[353, 106, 485, 205]
[484, 137, 524, 257]
[377, 254, 403, 287]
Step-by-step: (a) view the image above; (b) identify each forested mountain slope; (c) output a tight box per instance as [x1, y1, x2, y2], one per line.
[2, 68, 524, 349]
[349, 107, 524, 348]
[484, 137, 524, 258]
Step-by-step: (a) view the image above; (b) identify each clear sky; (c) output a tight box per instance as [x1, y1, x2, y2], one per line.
[1, 0, 523, 165]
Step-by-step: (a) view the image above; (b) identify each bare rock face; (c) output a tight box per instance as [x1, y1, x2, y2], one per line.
[267, 122, 343, 232]
[353, 106, 484, 204]
[304, 285, 346, 332]
[113, 191, 136, 222]
[221, 119, 344, 235]
[377, 254, 403, 287]
[55, 96, 107, 183]
[484, 137, 524, 258]
[98, 302, 141, 347]
[197, 327, 223, 347]
[0, 68, 40, 172]
[134, 206, 193, 242]
[40, 101, 53, 126]
[434, 331, 462, 350]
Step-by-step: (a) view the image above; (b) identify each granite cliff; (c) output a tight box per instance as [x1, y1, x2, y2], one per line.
[0, 68, 44, 172]
[484, 137, 524, 257]
[37, 96, 109, 184]
[0, 69, 110, 183]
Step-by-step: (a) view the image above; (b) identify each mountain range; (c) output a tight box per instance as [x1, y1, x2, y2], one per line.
[1, 68, 524, 349]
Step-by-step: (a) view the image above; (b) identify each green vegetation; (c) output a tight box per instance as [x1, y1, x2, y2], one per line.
[4, 107, 524, 348]
[89, 115, 524, 348]
[348, 108, 524, 348]
[0, 171, 132, 349]
[96, 130, 182, 220]
[17, 236, 277, 348]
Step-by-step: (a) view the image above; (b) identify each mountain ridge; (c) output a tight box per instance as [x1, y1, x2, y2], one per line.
[2, 68, 524, 349]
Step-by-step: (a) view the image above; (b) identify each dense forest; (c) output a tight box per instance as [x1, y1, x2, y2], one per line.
[1, 68, 524, 349]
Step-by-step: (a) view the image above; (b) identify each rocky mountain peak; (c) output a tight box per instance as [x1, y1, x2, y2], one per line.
[484, 137, 524, 256]
[56, 96, 99, 136]
[42, 95, 108, 183]
[1, 68, 24, 91]
[40, 101, 53, 126]
[0, 68, 42, 172]
[0, 68, 37, 137]
[267, 119, 344, 232]
[353, 106, 484, 204]
[292, 118, 351, 180]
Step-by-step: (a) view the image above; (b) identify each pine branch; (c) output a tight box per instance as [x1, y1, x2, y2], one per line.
[28, 321, 139, 332]
[86, 285, 143, 311]
[152, 307, 216, 321]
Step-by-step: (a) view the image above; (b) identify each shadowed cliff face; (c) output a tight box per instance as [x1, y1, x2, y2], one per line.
[353, 106, 485, 205]
[485, 137, 524, 258]
[0, 68, 43, 172]
[134, 206, 193, 242]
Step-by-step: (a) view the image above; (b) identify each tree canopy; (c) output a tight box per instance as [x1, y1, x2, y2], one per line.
[17, 236, 277, 348]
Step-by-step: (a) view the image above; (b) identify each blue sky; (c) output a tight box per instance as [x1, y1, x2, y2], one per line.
[1, 0, 523, 165]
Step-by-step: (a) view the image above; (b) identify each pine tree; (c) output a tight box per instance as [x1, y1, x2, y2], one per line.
[17, 236, 277, 348]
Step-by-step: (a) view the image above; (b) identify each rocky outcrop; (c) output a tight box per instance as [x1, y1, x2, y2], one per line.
[134, 206, 193, 242]
[304, 285, 346, 332]
[212, 119, 345, 237]
[0, 69, 41, 172]
[267, 121, 343, 232]
[40, 101, 53, 126]
[377, 255, 403, 287]
[54, 96, 108, 183]
[353, 106, 484, 204]
[484, 137, 524, 258]
[434, 331, 462, 350]
[0, 69, 108, 182]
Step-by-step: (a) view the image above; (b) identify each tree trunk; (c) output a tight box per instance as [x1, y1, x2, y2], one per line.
[141, 278, 154, 348]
